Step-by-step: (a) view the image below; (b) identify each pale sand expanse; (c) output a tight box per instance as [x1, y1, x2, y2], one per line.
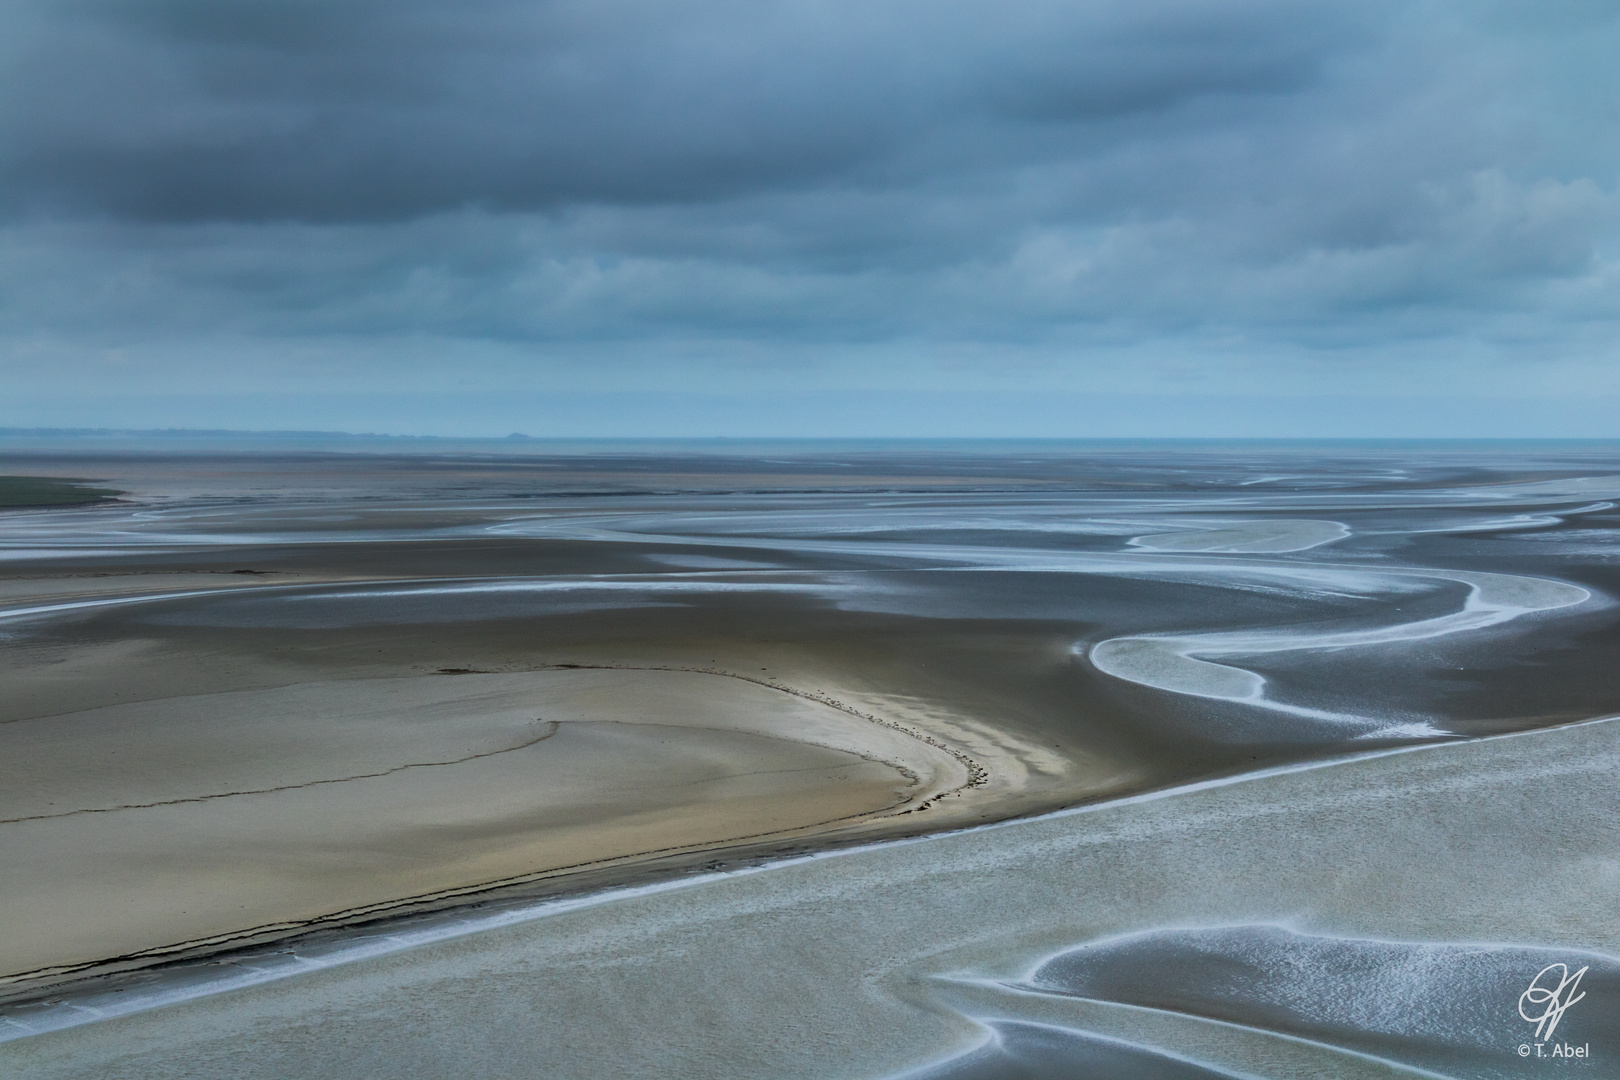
[0, 667, 975, 986]
[6, 717, 1615, 1079]
[0, 569, 1139, 997]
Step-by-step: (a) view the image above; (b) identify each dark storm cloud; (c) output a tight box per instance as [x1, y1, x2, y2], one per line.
[3, 0, 1362, 222]
[1, 0, 1617, 434]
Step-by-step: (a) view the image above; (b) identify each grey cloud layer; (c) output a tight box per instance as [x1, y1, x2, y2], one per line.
[5, 0, 1359, 221]
[1, 0, 1617, 416]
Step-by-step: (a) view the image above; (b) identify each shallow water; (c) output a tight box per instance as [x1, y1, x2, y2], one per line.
[7, 443, 1620, 755]
[3, 441, 1620, 1075]
[915, 926, 1619, 1079]
[7, 710, 1617, 1079]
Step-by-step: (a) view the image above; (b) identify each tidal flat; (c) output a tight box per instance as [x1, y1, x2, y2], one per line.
[2, 441, 1618, 1078]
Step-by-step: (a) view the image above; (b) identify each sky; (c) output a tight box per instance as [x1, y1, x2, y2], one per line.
[2, 0, 1618, 438]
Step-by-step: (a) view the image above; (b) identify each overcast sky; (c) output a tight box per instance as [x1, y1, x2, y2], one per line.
[2, 0, 1617, 437]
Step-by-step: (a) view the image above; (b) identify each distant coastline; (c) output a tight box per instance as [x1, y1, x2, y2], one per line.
[4, 427, 1620, 457]
[0, 476, 121, 509]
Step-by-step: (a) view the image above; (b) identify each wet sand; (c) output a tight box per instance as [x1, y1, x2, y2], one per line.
[5, 714, 1615, 1078]
[3, 443, 1620, 1075]
[0, 667, 970, 984]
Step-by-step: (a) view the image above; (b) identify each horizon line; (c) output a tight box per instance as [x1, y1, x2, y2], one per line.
[5, 428, 1620, 445]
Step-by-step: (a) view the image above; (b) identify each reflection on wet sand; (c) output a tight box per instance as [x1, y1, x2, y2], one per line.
[919, 926, 1619, 1078]
[0, 668, 968, 984]
[8, 705, 1617, 1079]
[2, 443, 1619, 1077]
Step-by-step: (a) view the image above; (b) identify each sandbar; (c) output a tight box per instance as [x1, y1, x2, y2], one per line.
[0, 668, 967, 988]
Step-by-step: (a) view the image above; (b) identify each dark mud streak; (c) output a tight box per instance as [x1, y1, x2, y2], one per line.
[0, 720, 561, 824]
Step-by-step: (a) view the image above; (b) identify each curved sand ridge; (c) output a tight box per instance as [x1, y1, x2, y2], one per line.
[5, 716, 1616, 1077]
[0, 667, 972, 989]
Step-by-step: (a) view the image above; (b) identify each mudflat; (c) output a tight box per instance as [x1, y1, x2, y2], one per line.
[4, 443, 1620, 1076]
[0, 667, 972, 983]
[6, 710, 1615, 1079]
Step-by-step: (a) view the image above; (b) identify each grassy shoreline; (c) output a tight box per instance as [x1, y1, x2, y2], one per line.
[0, 476, 120, 508]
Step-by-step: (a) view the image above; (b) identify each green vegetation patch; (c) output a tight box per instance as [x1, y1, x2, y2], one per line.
[0, 475, 122, 508]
